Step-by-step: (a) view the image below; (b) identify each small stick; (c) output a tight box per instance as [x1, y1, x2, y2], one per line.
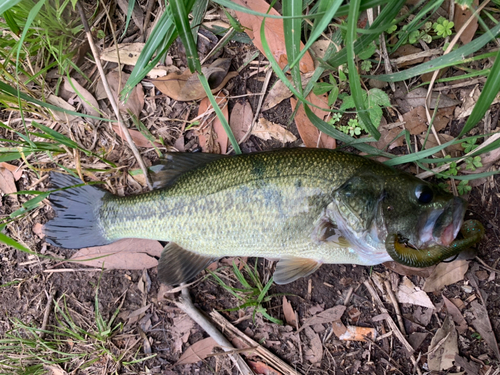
[175, 287, 254, 375]
[40, 289, 57, 339]
[383, 280, 406, 336]
[76, 1, 153, 190]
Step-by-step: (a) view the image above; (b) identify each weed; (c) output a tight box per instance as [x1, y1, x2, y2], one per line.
[433, 17, 454, 38]
[457, 180, 472, 195]
[465, 155, 483, 171]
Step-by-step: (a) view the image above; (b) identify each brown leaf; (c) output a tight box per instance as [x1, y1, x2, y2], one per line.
[383, 261, 436, 278]
[230, 101, 253, 142]
[299, 305, 346, 332]
[282, 296, 297, 327]
[262, 72, 313, 111]
[368, 118, 403, 150]
[304, 327, 323, 364]
[248, 361, 281, 375]
[290, 94, 336, 148]
[46, 95, 80, 122]
[443, 295, 467, 334]
[176, 337, 218, 365]
[197, 93, 229, 153]
[419, 133, 463, 156]
[68, 238, 163, 269]
[470, 300, 500, 360]
[252, 118, 296, 143]
[233, 0, 314, 73]
[106, 71, 144, 118]
[423, 260, 469, 293]
[454, 0, 479, 45]
[0, 162, 23, 181]
[0, 167, 17, 199]
[405, 87, 460, 109]
[101, 43, 145, 66]
[397, 277, 435, 309]
[33, 223, 45, 239]
[428, 316, 458, 371]
[403, 106, 427, 135]
[150, 58, 236, 101]
[391, 45, 424, 67]
[112, 124, 160, 148]
[63, 77, 100, 117]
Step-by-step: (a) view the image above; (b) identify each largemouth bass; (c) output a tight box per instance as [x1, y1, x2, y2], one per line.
[44, 148, 479, 285]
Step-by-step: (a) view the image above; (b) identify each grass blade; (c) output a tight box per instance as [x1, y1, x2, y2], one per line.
[282, 0, 303, 93]
[0, 0, 22, 14]
[170, 0, 201, 73]
[121, 0, 136, 38]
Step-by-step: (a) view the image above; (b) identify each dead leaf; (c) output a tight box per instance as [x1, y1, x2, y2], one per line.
[248, 360, 281, 375]
[403, 106, 427, 135]
[171, 315, 195, 354]
[338, 326, 377, 341]
[63, 77, 99, 117]
[391, 45, 424, 67]
[262, 72, 313, 111]
[150, 58, 236, 102]
[405, 87, 460, 109]
[106, 71, 144, 118]
[290, 94, 336, 148]
[176, 337, 218, 365]
[282, 296, 297, 327]
[304, 326, 323, 364]
[383, 261, 436, 278]
[0, 167, 17, 197]
[419, 133, 463, 156]
[443, 295, 467, 334]
[470, 300, 500, 360]
[197, 93, 228, 153]
[101, 43, 145, 66]
[454, 0, 479, 45]
[33, 223, 44, 239]
[428, 315, 458, 371]
[0, 162, 23, 180]
[68, 238, 163, 269]
[454, 354, 480, 374]
[233, 0, 314, 73]
[299, 305, 346, 332]
[46, 95, 80, 122]
[230, 101, 253, 142]
[252, 118, 296, 143]
[368, 117, 403, 150]
[397, 277, 435, 309]
[112, 124, 160, 148]
[423, 260, 469, 293]
[310, 40, 336, 63]
[331, 320, 347, 338]
[462, 147, 500, 174]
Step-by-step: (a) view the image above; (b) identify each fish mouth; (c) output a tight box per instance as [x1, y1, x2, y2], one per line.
[419, 197, 467, 248]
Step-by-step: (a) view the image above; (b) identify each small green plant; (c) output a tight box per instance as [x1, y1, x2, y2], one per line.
[465, 155, 483, 171]
[457, 180, 472, 195]
[461, 137, 480, 153]
[386, 23, 397, 34]
[361, 60, 372, 72]
[209, 259, 284, 325]
[313, 73, 339, 106]
[339, 117, 363, 136]
[436, 155, 458, 178]
[339, 88, 391, 131]
[408, 22, 433, 44]
[327, 112, 342, 126]
[433, 17, 454, 38]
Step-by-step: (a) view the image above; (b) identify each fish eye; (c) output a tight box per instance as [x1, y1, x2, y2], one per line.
[415, 185, 433, 204]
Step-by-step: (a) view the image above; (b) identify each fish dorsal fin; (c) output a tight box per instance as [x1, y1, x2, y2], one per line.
[158, 242, 218, 285]
[150, 153, 227, 189]
[273, 257, 322, 285]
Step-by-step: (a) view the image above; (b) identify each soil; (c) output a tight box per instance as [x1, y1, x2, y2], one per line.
[1, 2, 500, 375]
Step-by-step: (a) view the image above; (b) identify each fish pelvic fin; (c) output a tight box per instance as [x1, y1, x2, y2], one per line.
[44, 173, 110, 249]
[158, 242, 218, 285]
[273, 257, 322, 285]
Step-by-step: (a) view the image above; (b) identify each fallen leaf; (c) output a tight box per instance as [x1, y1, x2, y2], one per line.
[33, 223, 44, 239]
[0, 167, 17, 197]
[252, 118, 296, 143]
[413, 306, 434, 326]
[63, 77, 99, 117]
[282, 296, 297, 327]
[106, 71, 144, 118]
[470, 300, 500, 360]
[290, 94, 336, 148]
[101, 43, 145, 66]
[454, 354, 480, 375]
[408, 332, 428, 351]
[248, 360, 281, 375]
[112, 124, 160, 148]
[391, 45, 424, 67]
[233, 0, 314, 73]
[176, 337, 218, 365]
[383, 261, 436, 278]
[0, 163, 22, 180]
[368, 118, 403, 150]
[462, 147, 500, 174]
[299, 305, 346, 332]
[331, 320, 347, 338]
[419, 133, 463, 156]
[405, 87, 460, 109]
[338, 326, 377, 341]
[230, 101, 253, 142]
[310, 40, 336, 63]
[117, 0, 144, 32]
[304, 327, 323, 364]
[150, 58, 236, 102]
[171, 315, 195, 354]
[197, 93, 228, 153]
[454, 0, 479, 45]
[428, 316, 458, 371]
[46, 95, 80, 122]
[397, 276, 435, 309]
[262, 72, 313, 111]
[423, 260, 469, 293]
[68, 238, 163, 269]
[403, 106, 427, 135]
[443, 295, 467, 334]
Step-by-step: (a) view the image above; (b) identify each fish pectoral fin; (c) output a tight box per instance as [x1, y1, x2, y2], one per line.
[158, 242, 217, 285]
[273, 257, 322, 285]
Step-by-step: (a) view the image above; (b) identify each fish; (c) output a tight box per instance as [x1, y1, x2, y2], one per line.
[44, 148, 481, 285]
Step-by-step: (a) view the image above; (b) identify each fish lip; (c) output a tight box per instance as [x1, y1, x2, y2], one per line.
[436, 197, 467, 246]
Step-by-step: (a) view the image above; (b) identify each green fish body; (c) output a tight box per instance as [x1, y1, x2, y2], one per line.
[44, 148, 475, 284]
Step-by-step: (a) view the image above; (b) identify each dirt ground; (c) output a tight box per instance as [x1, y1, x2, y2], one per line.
[1, 2, 500, 375]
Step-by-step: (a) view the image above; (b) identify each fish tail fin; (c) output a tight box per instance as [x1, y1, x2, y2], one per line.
[44, 173, 111, 249]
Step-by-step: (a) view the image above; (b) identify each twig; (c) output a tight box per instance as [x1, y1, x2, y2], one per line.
[175, 287, 254, 375]
[40, 289, 57, 339]
[383, 280, 406, 336]
[210, 310, 301, 375]
[76, 1, 153, 190]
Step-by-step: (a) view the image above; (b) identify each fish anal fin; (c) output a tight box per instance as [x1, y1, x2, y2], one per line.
[273, 257, 322, 285]
[158, 242, 217, 285]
